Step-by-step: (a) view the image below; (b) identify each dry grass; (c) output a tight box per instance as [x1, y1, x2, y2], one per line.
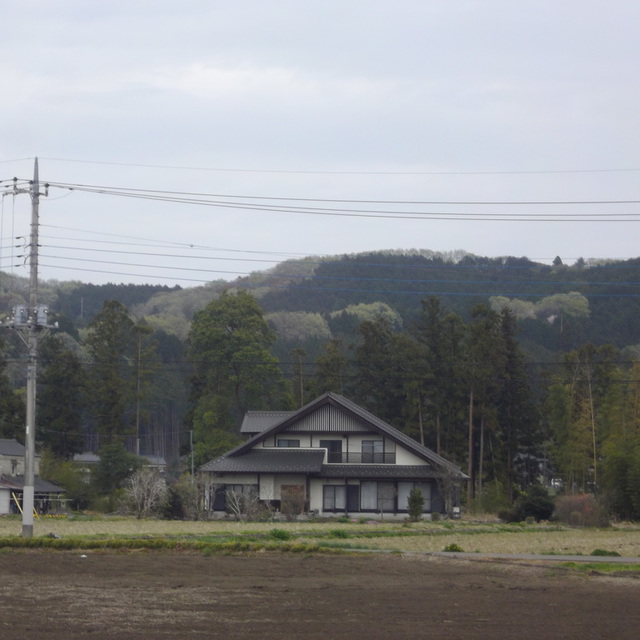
[1, 516, 638, 557]
[340, 528, 640, 556]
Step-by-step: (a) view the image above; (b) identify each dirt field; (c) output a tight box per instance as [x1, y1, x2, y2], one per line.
[0, 551, 638, 639]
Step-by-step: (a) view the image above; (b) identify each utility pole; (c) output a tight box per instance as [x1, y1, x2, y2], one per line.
[2, 158, 53, 537]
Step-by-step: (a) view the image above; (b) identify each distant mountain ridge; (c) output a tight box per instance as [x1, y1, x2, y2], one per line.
[2, 250, 640, 357]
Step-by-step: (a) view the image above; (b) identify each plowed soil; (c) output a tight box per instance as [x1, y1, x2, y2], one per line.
[0, 551, 638, 639]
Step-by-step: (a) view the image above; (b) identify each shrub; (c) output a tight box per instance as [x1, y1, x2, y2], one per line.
[407, 488, 424, 522]
[269, 528, 292, 541]
[162, 485, 186, 520]
[280, 486, 306, 521]
[443, 543, 464, 552]
[554, 494, 609, 527]
[497, 508, 519, 523]
[514, 485, 555, 522]
[590, 548, 621, 557]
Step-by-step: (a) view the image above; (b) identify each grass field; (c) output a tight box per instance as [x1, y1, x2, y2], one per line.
[1, 515, 639, 556]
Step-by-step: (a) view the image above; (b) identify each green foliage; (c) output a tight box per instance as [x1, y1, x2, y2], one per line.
[314, 338, 348, 395]
[162, 484, 186, 520]
[443, 543, 464, 552]
[351, 316, 408, 426]
[407, 487, 425, 522]
[590, 548, 621, 557]
[85, 301, 137, 441]
[0, 338, 25, 440]
[55, 282, 178, 328]
[92, 443, 143, 496]
[267, 311, 331, 343]
[37, 335, 85, 458]
[331, 302, 403, 331]
[192, 429, 243, 468]
[513, 485, 555, 522]
[162, 475, 199, 520]
[269, 528, 292, 540]
[39, 453, 94, 511]
[188, 291, 291, 443]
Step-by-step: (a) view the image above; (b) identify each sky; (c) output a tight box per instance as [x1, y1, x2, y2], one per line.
[1, 1, 640, 288]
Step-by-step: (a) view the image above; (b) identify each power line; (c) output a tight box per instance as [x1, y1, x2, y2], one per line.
[43, 179, 640, 206]
[41, 181, 640, 221]
[34, 156, 640, 176]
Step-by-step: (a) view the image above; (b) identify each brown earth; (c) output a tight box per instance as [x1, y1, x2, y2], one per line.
[0, 551, 638, 639]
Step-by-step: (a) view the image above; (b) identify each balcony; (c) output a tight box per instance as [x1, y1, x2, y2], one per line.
[326, 451, 396, 464]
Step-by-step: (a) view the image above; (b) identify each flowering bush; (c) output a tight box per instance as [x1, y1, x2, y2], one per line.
[553, 494, 609, 527]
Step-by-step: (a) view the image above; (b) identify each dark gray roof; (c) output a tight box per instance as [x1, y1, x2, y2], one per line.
[240, 411, 296, 434]
[0, 439, 26, 457]
[217, 393, 466, 479]
[0, 474, 66, 493]
[201, 449, 325, 474]
[321, 465, 444, 479]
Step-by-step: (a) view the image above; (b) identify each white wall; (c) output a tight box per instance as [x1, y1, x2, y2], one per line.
[0, 488, 10, 515]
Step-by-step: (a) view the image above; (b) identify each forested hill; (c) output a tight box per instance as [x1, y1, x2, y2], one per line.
[3, 250, 640, 356]
[248, 252, 640, 358]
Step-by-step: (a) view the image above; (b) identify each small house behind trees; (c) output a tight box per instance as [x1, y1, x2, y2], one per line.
[201, 393, 467, 520]
[0, 439, 65, 515]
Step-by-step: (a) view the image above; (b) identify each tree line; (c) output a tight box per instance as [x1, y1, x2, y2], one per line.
[1, 289, 639, 519]
[189, 291, 640, 519]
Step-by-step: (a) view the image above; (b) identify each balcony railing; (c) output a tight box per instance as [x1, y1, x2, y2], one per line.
[326, 452, 396, 464]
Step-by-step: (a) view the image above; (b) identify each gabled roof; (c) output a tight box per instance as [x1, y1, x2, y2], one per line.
[0, 474, 66, 494]
[203, 393, 466, 478]
[0, 439, 26, 457]
[240, 411, 296, 435]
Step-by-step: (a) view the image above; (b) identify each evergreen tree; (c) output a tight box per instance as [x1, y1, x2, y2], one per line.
[464, 304, 505, 504]
[351, 316, 408, 427]
[187, 291, 291, 462]
[85, 300, 138, 443]
[314, 338, 349, 396]
[37, 335, 85, 459]
[0, 338, 25, 441]
[408, 297, 466, 457]
[496, 308, 538, 501]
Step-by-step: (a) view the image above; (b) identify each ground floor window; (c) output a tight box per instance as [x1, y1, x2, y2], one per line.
[226, 484, 258, 496]
[323, 485, 346, 511]
[327, 481, 434, 513]
[397, 482, 432, 512]
[360, 481, 395, 512]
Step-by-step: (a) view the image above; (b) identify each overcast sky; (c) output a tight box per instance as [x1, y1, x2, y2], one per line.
[1, 1, 639, 287]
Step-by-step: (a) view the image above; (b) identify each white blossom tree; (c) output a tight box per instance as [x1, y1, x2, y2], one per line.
[126, 469, 168, 518]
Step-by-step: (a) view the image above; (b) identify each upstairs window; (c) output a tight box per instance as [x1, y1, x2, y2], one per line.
[277, 439, 300, 448]
[361, 440, 384, 463]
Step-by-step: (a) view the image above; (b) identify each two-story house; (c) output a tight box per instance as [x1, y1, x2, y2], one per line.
[201, 393, 467, 520]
